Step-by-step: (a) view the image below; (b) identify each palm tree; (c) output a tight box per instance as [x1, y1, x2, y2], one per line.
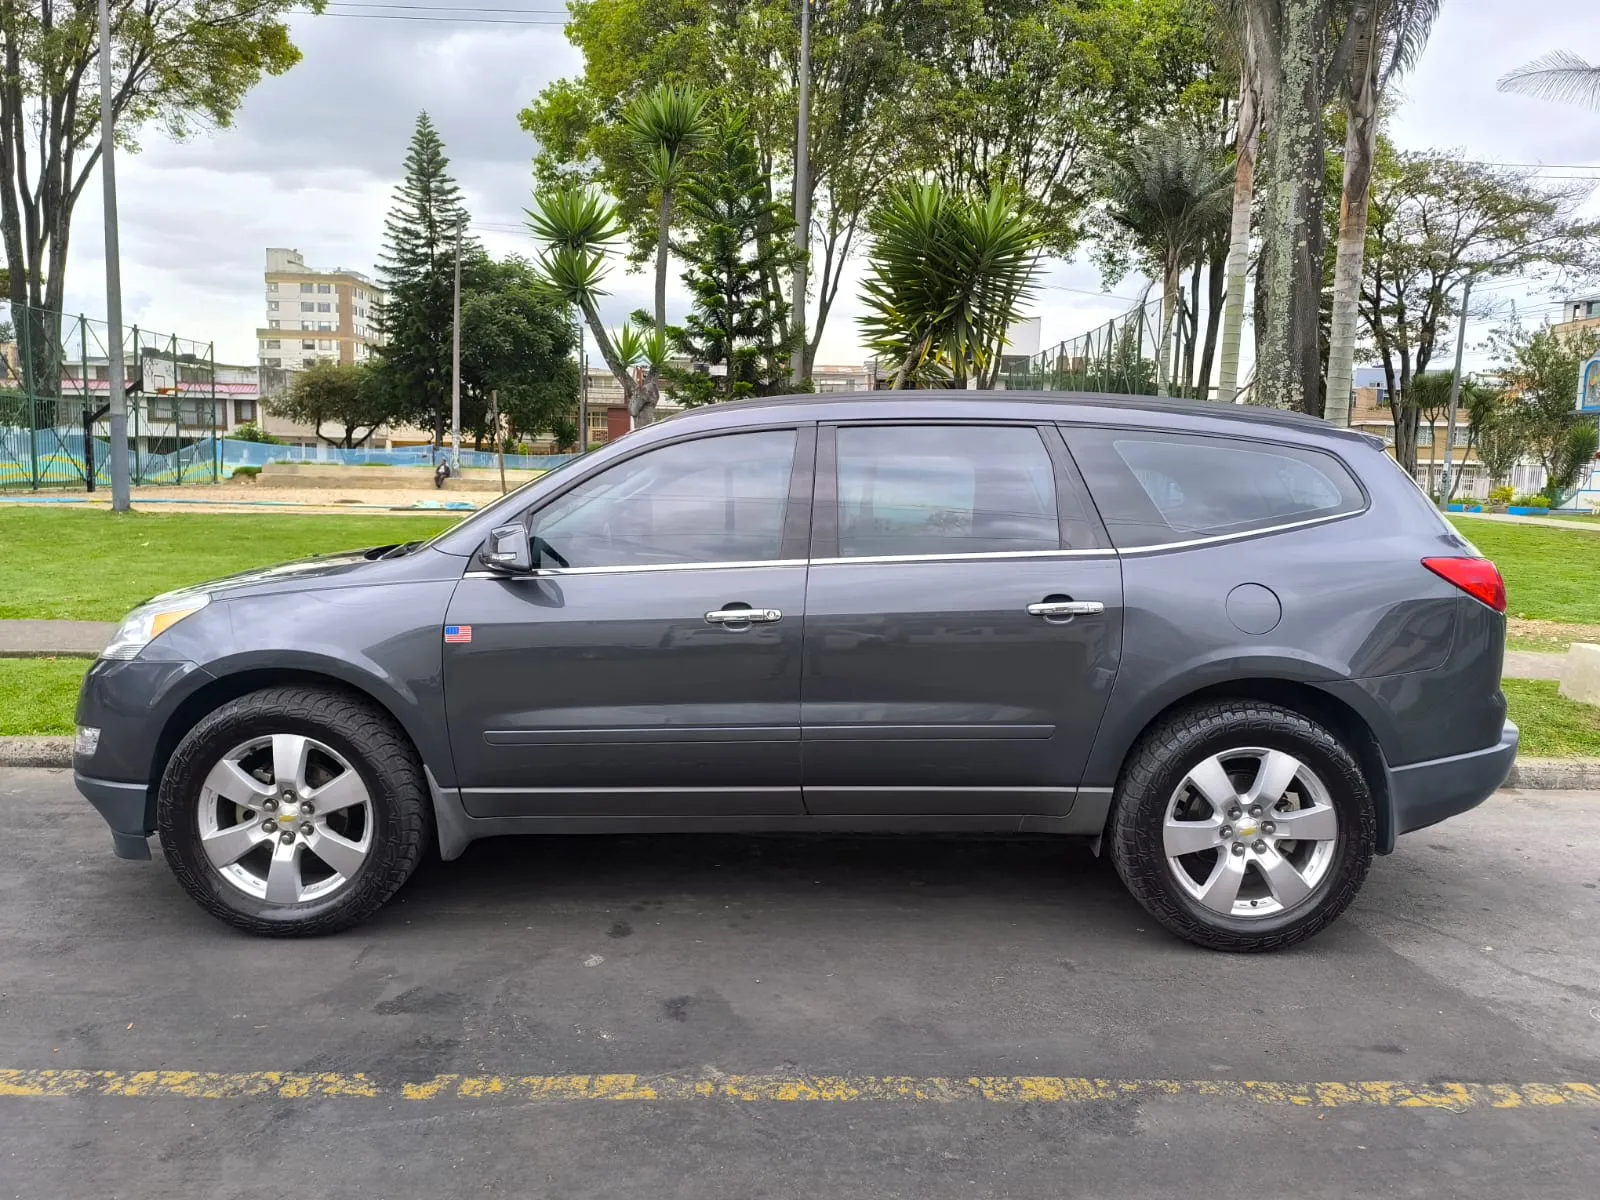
[1326, 1, 1443, 427]
[526, 187, 648, 424]
[858, 183, 1045, 390]
[1499, 51, 1600, 109]
[622, 84, 713, 338]
[1104, 129, 1233, 397]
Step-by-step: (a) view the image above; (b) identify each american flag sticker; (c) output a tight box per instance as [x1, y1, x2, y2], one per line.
[444, 625, 473, 644]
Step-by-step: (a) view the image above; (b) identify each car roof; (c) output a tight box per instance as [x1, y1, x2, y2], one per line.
[660, 389, 1369, 443]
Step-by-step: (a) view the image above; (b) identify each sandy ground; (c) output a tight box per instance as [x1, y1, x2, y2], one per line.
[0, 480, 507, 514]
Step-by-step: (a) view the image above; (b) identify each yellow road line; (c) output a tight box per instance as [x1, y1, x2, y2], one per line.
[1, 1070, 1597, 1109]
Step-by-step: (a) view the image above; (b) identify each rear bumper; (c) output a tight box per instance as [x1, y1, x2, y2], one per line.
[74, 773, 153, 860]
[1385, 720, 1518, 846]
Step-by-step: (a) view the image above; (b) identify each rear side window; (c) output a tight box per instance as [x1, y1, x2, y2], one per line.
[834, 425, 1060, 557]
[1064, 427, 1365, 549]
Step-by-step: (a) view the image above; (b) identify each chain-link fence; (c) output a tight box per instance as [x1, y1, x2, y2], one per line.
[1001, 299, 1163, 396]
[1, 303, 220, 491]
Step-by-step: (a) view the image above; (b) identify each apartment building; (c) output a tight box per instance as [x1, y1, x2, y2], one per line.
[257, 248, 384, 378]
[1555, 292, 1600, 337]
[1346, 367, 1495, 495]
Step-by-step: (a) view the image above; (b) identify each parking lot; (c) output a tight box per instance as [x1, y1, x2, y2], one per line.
[3, 766, 1598, 1198]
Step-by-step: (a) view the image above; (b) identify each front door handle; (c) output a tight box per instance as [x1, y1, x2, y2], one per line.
[705, 608, 783, 625]
[1027, 600, 1104, 618]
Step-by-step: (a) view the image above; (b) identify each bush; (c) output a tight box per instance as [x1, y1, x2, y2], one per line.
[1488, 485, 1514, 505]
[230, 465, 261, 480]
[1511, 493, 1552, 508]
[230, 423, 281, 445]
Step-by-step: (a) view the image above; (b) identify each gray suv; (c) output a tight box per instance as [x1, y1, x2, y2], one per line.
[72, 393, 1517, 951]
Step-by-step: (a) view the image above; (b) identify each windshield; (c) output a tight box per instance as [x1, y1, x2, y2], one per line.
[419, 450, 595, 549]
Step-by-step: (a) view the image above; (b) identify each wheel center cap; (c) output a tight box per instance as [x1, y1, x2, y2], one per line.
[1236, 818, 1260, 840]
[277, 810, 299, 826]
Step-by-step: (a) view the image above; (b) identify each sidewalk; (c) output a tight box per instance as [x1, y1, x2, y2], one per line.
[0, 619, 1574, 678]
[1453, 511, 1600, 533]
[0, 620, 116, 658]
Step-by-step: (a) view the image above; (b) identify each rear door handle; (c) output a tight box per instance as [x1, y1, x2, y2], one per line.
[705, 608, 783, 625]
[1027, 600, 1104, 617]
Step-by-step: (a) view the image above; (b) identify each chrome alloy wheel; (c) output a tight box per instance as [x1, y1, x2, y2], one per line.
[196, 734, 374, 904]
[1161, 747, 1340, 919]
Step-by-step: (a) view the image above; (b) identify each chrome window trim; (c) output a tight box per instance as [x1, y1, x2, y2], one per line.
[458, 511, 1359, 579]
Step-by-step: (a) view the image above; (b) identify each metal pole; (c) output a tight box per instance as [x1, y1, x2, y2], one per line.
[491, 389, 506, 495]
[576, 314, 589, 453]
[790, 0, 810, 387]
[1439, 274, 1473, 506]
[98, 0, 131, 511]
[450, 216, 463, 471]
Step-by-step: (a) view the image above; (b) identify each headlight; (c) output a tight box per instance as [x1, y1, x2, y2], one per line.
[100, 594, 210, 660]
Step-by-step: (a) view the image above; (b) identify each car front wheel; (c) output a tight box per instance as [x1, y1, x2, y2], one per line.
[157, 686, 431, 936]
[1108, 700, 1376, 952]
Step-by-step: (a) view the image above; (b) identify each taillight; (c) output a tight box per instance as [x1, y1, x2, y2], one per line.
[1422, 557, 1506, 613]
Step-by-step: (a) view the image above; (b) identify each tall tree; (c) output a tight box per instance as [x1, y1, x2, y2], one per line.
[1217, 27, 1261, 404]
[1498, 51, 1600, 109]
[457, 255, 581, 448]
[0, 0, 310, 391]
[266, 360, 392, 450]
[1324, 0, 1442, 426]
[373, 112, 476, 444]
[670, 107, 794, 405]
[858, 182, 1045, 390]
[1102, 127, 1232, 397]
[1359, 152, 1600, 474]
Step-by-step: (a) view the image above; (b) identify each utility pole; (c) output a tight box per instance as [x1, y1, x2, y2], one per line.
[490, 389, 506, 495]
[98, 0, 131, 511]
[790, 0, 811, 388]
[1438, 274, 1474, 507]
[577, 315, 589, 454]
[450, 215, 463, 471]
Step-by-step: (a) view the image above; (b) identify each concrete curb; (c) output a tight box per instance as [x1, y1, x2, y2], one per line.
[0, 737, 74, 768]
[2, 736, 1599, 790]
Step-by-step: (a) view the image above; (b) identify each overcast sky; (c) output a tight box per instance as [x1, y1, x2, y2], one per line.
[57, 0, 1600, 374]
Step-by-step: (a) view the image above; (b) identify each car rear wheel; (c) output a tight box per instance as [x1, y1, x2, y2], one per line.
[157, 686, 431, 936]
[1108, 700, 1375, 952]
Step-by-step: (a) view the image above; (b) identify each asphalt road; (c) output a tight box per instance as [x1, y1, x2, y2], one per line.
[2, 766, 1598, 1199]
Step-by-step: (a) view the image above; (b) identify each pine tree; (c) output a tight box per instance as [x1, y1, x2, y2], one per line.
[373, 112, 478, 443]
[669, 108, 793, 405]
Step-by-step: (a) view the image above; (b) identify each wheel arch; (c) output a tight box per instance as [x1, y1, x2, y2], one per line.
[1093, 677, 1397, 855]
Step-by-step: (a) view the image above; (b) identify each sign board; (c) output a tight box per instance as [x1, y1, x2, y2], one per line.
[1580, 354, 1600, 414]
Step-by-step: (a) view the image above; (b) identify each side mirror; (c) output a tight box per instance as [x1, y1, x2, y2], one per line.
[484, 524, 533, 573]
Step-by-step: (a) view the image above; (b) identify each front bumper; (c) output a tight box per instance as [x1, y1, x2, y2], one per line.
[74, 773, 153, 860]
[1385, 719, 1519, 845]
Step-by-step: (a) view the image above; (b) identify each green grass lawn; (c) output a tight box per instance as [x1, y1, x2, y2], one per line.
[1448, 517, 1600, 626]
[1502, 679, 1600, 758]
[0, 509, 460, 621]
[0, 657, 91, 735]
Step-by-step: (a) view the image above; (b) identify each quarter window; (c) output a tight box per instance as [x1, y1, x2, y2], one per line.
[529, 431, 797, 568]
[833, 425, 1060, 557]
[1067, 428, 1365, 548]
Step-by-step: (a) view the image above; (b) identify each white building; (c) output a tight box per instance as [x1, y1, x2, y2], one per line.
[257, 248, 384, 378]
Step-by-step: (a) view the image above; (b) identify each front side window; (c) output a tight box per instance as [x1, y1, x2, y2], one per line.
[833, 425, 1060, 558]
[528, 430, 797, 568]
[1068, 427, 1365, 549]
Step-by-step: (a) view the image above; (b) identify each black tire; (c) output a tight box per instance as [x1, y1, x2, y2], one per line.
[158, 686, 431, 937]
[1108, 700, 1375, 953]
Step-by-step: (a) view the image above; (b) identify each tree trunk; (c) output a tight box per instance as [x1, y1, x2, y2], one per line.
[632, 370, 659, 427]
[1197, 239, 1227, 401]
[1182, 266, 1201, 397]
[1325, 11, 1380, 428]
[655, 191, 671, 336]
[577, 295, 636, 416]
[1157, 259, 1179, 397]
[1249, 0, 1329, 415]
[1218, 63, 1261, 404]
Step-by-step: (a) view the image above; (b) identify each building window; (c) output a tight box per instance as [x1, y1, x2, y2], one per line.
[267, 282, 278, 293]
[264, 358, 282, 368]
[236, 399, 256, 422]
[267, 300, 279, 311]
[317, 302, 331, 312]
[1589, 300, 1600, 317]
[301, 302, 315, 312]
[301, 283, 315, 293]
[265, 339, 281, 349]
[268, 320, 280, 329]
[317, 283, 332, 294]
[302, 340, 316, 351]
[318, 339, 333, 350]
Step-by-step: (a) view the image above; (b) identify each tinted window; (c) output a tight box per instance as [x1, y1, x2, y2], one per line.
[834, 425, 1059, 557]
[529, 431, 796, 568]
[1066, 428, 1365, 549]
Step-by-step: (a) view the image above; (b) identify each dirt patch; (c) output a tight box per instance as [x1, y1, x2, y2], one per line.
[28, 481, 512, 515]
[1507, 618, 1600, 653]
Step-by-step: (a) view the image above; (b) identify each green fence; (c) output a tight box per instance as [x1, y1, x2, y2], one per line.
[1002, 299, 1162, 395]
[1, 304, 220, 491]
